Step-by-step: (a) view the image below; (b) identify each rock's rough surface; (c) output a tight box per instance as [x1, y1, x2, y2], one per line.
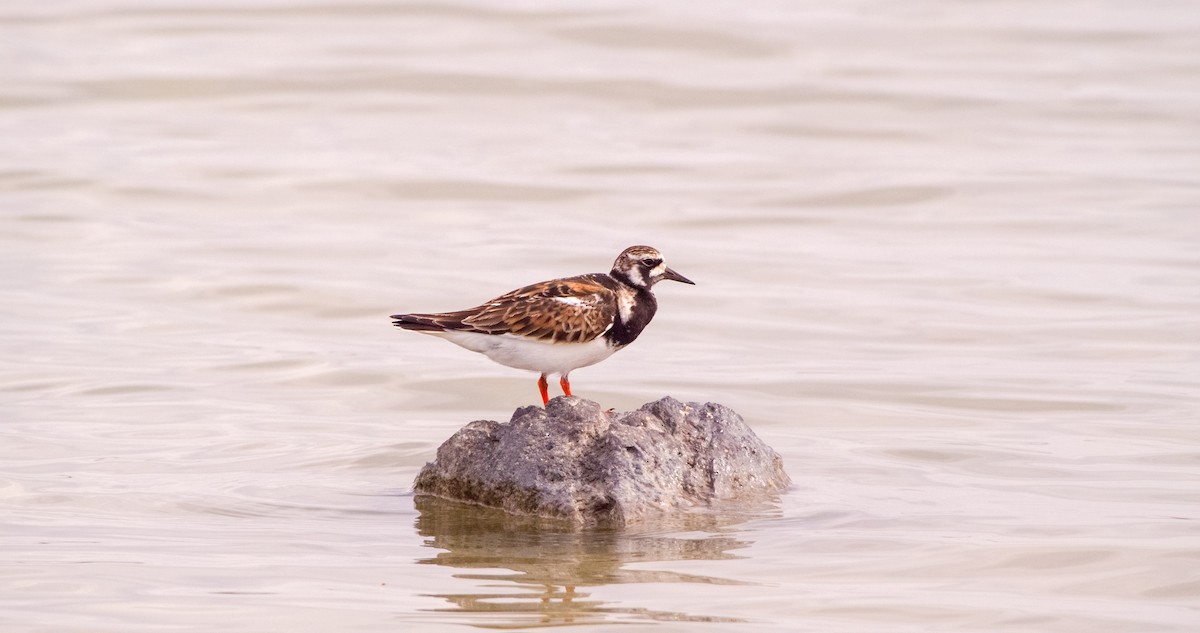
[413, 396, 791, 526]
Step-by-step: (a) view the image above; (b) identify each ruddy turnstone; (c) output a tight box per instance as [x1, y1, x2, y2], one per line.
[391, 245, 694, 405]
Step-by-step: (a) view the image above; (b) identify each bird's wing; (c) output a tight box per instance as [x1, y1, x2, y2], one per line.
[457, 275, 617, 343]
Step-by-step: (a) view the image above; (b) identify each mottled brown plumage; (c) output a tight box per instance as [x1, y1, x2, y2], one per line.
[400, 274, 617, 344]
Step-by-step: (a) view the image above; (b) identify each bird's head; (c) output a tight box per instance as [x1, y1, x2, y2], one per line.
[610, 245, 694, 289]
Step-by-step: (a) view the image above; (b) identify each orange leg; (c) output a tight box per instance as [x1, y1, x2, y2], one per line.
[560, 374, 572, 397]
[537, 374, 549, 406]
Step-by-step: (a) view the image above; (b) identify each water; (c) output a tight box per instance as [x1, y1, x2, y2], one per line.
[3, 1, 1199, 631]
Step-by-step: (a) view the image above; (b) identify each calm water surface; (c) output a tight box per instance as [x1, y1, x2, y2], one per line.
[2, 1, 1199, 631]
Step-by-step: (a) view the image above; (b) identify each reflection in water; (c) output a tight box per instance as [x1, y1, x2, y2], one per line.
[413, 496, 768, 627]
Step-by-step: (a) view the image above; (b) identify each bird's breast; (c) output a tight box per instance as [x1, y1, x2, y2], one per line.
[604, 286, 657, 347]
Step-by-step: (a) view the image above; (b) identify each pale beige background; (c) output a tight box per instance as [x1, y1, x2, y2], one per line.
[2, 1, 1198, 631]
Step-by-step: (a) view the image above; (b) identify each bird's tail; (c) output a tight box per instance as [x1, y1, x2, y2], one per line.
[390, 312, 461, 332]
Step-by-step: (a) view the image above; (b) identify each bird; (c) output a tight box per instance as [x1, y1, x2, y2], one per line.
[390, 245, 694, 406]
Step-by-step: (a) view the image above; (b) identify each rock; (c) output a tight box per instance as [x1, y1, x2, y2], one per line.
[413, 396, 790, 526]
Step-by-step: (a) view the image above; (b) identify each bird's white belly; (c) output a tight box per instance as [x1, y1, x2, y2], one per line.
[428, 331, 618, 376]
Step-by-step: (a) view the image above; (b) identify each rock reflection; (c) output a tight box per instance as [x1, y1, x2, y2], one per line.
[414, 496, 765, 627]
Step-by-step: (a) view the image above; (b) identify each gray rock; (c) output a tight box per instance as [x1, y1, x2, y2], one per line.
[413, 396, 790, 526]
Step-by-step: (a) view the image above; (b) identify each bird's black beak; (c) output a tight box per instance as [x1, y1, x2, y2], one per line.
[662, 267, 695, 285]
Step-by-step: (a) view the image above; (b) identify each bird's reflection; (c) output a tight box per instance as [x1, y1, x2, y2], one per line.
[414, 496, 773, 628]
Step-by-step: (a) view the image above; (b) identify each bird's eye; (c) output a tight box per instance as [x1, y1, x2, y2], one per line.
[641, 258, 660, 268]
